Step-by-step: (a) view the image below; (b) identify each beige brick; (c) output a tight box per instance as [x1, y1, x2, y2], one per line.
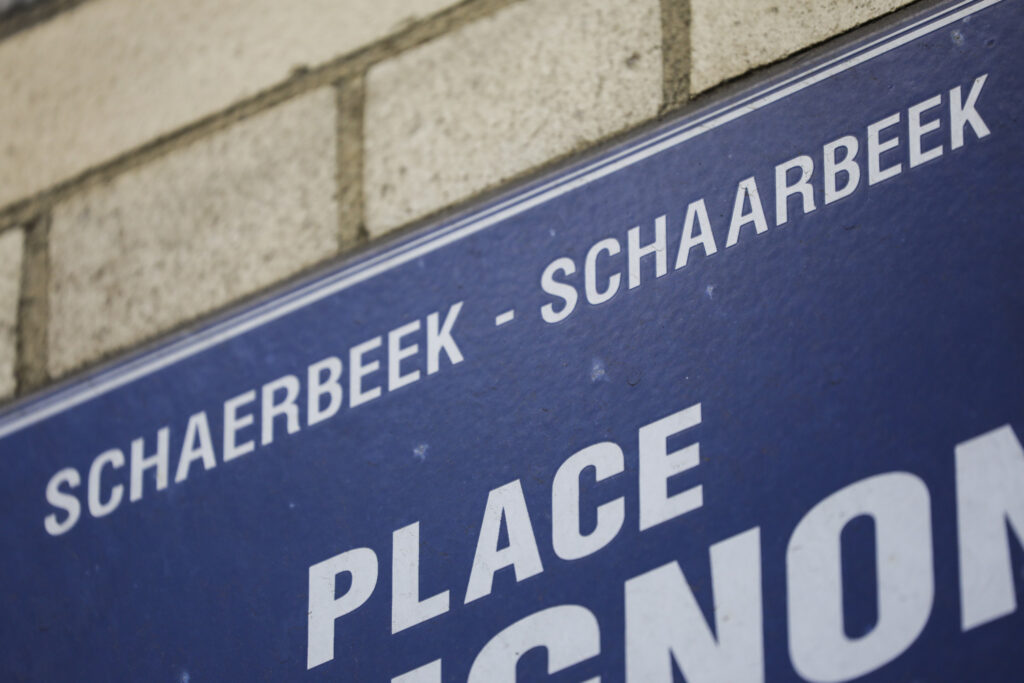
[0, 229, 23, 399]
[691, 0, 918, 94]
[0, 0, 461, 209]
[364, 0, 662, 236]
[48, 88, 338, 377]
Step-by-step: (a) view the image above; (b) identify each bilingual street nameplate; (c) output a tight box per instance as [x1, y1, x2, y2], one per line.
[2, 1, 1023, 680]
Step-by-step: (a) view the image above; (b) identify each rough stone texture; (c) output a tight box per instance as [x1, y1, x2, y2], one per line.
[364, 0, 663, 236]
[48, 88, 338, 377]
[0, 0, 461, 209]
[690, 0, 918, 94]
[0, 228, 24, 399]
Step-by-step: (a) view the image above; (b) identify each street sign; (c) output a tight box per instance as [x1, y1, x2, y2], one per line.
[2, 0, 1022, 680]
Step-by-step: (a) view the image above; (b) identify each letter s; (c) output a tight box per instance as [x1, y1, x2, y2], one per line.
[540, 257, 578, 324]
[44, 467, 82, 536]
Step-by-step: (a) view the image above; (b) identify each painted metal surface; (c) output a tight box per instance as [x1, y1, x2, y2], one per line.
[1, 0, 1022, 680]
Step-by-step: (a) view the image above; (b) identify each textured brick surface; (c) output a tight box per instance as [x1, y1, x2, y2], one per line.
[364, 0, 662, 236]
[48, 89, 338, 377]
[691, 0, 917, 93]
[0, 229, 23, 399]
[0, 0, 460, 209]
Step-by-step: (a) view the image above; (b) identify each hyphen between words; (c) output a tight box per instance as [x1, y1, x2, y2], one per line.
[41, 73, 991, 536]
[307, 404, 1024, 682]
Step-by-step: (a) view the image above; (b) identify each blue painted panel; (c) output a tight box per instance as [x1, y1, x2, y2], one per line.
[1, 1, 1022, 680]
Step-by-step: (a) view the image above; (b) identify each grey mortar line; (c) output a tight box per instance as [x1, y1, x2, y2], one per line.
[0, 0, 94, 41]
[660, 0, 692, 114]
[14, 212, 49, 396]
[335, 74, 368, 254]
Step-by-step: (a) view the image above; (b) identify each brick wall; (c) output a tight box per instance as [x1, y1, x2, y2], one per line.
[0, 0, 919, 400]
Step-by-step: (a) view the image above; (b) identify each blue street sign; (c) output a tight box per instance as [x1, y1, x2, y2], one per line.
[2, 0, 1022, 680]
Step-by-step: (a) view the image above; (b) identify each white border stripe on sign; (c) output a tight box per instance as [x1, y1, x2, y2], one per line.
[0, 0, 1002, 439]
